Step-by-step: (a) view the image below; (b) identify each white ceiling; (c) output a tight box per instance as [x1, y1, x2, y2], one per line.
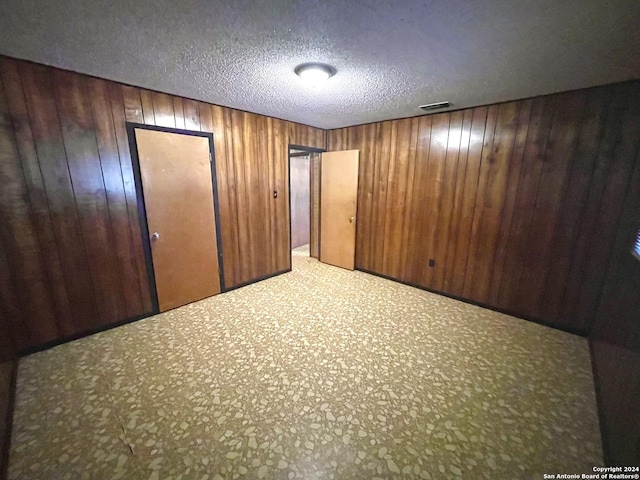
[1, 0, 639, 129]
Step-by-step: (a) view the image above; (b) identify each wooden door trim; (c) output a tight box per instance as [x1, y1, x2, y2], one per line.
[289, 144, 326, 153]
[126, 122, 226, 314]
[287, 144, 326, 268]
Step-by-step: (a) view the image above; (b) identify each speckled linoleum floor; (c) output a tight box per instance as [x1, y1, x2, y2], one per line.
[9, 245, 602, 479]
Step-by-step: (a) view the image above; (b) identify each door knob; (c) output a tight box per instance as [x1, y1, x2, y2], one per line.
[152, 232, 160, 240]
[349, 216, 355, 224]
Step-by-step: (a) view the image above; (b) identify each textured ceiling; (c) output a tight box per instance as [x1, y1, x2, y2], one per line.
[1, 0, 639, 129]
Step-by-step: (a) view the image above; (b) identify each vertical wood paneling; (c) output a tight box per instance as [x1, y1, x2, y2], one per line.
[355, 125, 373, 269]
[443, 109, 473, 292]
[198, 101, 213, 133]
[86, 77, 142, 317]
[52, 69, 127, 327]
[406, 116, 432, 284]
[372, 122, 392, 274]
[514, 92, 588, 317]
[257, 116, 274, 270]
[462, 105, 498, 299]
[231, 111, 250, 281]
[0, 77, 59, 347]
[121, 86, 144, 123]
[109, 83, 152, 313]
[18, 62, 99, 333]
[327, 81, 640, 335]
[151, 92, 175, 128]
[221, 107, 241, 286]
[0, 57, 324, 357]
[385, 119, 411, 279]
[183, 99, 200, 131]
[265, 117, 278, 273]
[496, 96, 556, 312]
[467, 102, 519, 303]
[449, 107, 487, 296]
[486, 100, 532, 305]
[590, 137, 640, 465]
[0, 307, 15, 361]
[1, 59, 76, 337]
[244, 113, 263, 275]
[433, 111, 463, 292]
[398, 119, 420, 279]
[274, 119, 288, 271]
[139, 89, 155, 125]
[539, 90, 608, 322]
[0, 359, 15, 474]
[0, 246, 24, 358]
[173, 97, 185, 130]
[572, 84, 640, 327]
[380, 121, 398, 275]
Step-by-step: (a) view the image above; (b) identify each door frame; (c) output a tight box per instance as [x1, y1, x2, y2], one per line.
[288, 144, 325, 268]
[127, 123, 226, 314]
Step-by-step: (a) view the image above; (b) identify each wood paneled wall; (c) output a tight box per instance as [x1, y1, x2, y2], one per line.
[0, 360, 15, 479]
[328, 81, 640, 334]
[589, 136, 640, 464]
[0, 56, 324, 360]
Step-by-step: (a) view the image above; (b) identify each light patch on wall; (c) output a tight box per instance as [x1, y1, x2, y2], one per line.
[434, 129, 480, 148]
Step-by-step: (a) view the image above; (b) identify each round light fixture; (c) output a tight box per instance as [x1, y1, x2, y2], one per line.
[294, 63, 336, 87]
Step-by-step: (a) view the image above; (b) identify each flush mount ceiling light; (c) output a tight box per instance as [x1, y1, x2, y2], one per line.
[294, 63, 336, 87]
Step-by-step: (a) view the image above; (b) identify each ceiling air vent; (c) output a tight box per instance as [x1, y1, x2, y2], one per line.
[419, 101, 451, 112]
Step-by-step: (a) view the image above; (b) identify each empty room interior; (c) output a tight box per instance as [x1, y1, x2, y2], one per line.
[0, 1, 639, 478]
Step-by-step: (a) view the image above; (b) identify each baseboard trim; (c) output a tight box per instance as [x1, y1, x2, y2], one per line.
[20, 312, 155, 358]
[223, 269, 291, 292]
[356, 268, 588, 338]
[19, 268, 294, 357]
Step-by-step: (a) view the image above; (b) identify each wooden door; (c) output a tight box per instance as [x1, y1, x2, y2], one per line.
[320, 150, 360, 270]
[135, 128, 221, 312]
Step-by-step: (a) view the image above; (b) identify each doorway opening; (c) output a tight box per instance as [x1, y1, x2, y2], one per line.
[288, 145, 324, 266]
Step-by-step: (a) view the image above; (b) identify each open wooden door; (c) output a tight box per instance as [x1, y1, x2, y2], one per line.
[134, 127, 222, 312]
[320, 150, 360, 270]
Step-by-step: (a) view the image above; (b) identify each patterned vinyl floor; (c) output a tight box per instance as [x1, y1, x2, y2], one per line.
[8, 246, 602, 479]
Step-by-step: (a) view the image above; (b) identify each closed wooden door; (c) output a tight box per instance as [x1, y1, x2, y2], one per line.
[135, 128, 221, 312]
[320, 150, 360, 270]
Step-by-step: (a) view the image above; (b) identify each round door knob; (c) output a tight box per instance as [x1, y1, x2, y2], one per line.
[152, 232, 160, 240]
[349, 216, 355, 223]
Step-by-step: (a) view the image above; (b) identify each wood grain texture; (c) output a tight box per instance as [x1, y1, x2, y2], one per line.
[327, 80, 640, 335]
[52, 68, 128, 327]
[320, 150, 359, 270]
[136, 129, 220, 311]
[0, 56, 325, 357]
[589, 95, 640, 465]
[86, 78, 143, 318]
[0, 360, 15, 479]
[1, 59, 76, 342]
